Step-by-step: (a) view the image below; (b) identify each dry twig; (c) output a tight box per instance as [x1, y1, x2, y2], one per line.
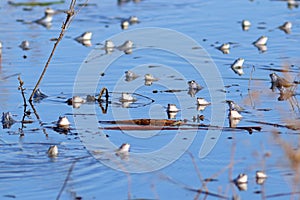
[18, 75, 27, 107]
[29, 0, 78, 102]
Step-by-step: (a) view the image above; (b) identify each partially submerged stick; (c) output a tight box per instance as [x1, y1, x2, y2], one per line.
[18, 75, 27, 107]
[101, 126, 261, 133]
[100, 119, 185, 126]
[29, 0, 77, 102]
[98, 87, 109, 102]
[99, 119, 261, 133]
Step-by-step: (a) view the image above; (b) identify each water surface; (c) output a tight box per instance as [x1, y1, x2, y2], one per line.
[0, 0, 300, 199]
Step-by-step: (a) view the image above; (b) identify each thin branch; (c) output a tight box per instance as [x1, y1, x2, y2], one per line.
[18, 75, 27, 107]
[29, 0, 77, 102]
[18, 75, 29, 136]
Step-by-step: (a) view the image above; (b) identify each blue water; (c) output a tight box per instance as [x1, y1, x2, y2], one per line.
[0, 0, 300, 199]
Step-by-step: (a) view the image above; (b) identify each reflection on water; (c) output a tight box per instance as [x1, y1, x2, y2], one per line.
[0, 0, 300, 199]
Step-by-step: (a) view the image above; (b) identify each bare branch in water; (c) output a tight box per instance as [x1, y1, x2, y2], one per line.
[18, 75, 27, 107]
[18, 75, 31, 136]
[29, 0, 88, 102]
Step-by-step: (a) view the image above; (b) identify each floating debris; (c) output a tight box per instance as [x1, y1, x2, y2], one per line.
[218, 43, 230, 54]
[279, 21, 292, 34]
[231, 58, 244, 76]
[33, 88, 48, 101]
[269, 73, 293, 91]
[242, 20, 251, 31]
[35, 7, 56, 28]
[119, 92, 136, 102]
[19, 40, 30, 50]
[100, 119, 184, 126]
[47, 145, 58, 157]
[256, 171, 267, 185]
[2, 112, 15, 129]
[117, 40, 133, 54]
[57, 116, 70, 129]
[167, 104, 180, 112]
[125, 70, 139, 82]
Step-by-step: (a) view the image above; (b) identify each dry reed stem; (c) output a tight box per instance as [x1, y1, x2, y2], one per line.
[273, 133, 300, 180]
[272, 127, 300, 199]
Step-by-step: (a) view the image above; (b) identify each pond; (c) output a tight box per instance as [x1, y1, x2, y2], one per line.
[0, 0, 300, 199]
